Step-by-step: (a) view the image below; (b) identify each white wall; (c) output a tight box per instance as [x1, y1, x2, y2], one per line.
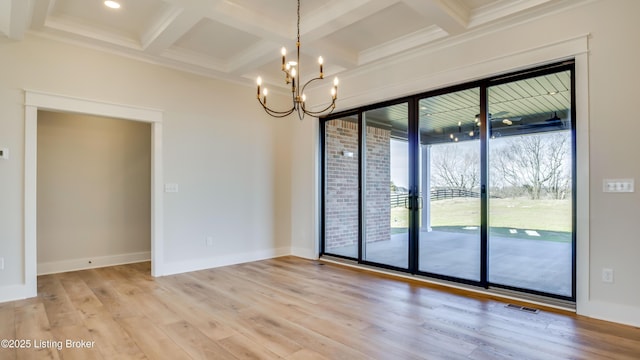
[0, 33, 293, 298]
[301, 0, 640, 326]
[290, 117, 320, 259]
[37, 111, 151, 274]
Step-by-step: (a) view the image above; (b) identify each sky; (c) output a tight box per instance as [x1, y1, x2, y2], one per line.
[390, 138, 409, 189]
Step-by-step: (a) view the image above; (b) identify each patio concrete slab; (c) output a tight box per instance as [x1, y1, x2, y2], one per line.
[326, 229, 572, 297]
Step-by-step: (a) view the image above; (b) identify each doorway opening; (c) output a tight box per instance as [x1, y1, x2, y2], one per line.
[24, 91, 164, 298]
[37, 111, 152, 275]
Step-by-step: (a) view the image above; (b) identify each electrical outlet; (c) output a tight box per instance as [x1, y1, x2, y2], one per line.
[602, 268, 614, 283]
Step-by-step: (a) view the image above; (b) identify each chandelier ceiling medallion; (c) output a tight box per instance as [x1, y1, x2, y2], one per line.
[256, 0, 339, 120]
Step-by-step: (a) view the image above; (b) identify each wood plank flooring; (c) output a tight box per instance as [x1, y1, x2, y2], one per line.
[1, 256, 639, 359]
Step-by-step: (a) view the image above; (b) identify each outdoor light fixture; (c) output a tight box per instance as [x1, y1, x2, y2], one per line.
[255, 0, 338, 120]
[547, 112, 561, 121]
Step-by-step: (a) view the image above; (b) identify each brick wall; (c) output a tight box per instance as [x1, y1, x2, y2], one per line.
[324, 119, 391, 252]
[325, 119, 359, 250]
[365, 126, 391, 244]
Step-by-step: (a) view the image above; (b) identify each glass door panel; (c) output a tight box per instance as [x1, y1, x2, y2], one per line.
[417, 88, 481, 281]
[324, 116, 359, 259]
[488, 71, 574, 297]
[363, 103, 409, 269]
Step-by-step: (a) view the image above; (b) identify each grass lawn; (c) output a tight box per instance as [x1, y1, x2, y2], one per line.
[390, 197, 572, 235]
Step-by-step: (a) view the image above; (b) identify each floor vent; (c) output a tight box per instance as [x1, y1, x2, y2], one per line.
[505, 304, 540, 314]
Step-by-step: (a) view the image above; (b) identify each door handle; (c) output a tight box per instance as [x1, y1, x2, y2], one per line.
[404, 195, 422, 210]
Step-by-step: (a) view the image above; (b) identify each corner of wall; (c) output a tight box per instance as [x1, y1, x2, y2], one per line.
[0, 284, 32, 303]
[290, 247, 319, 260]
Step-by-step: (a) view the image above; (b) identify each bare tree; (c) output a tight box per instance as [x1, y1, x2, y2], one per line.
[544, 133, 571, 199]
[390, 181, 398, 193]
[430, 142, 479, 191]
[492, 132, 571, 200]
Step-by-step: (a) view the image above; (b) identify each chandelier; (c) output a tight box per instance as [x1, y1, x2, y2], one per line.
[256, 0, 339, 120]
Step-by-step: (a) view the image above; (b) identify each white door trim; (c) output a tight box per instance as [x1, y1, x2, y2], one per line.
[24, 90, 164, 297]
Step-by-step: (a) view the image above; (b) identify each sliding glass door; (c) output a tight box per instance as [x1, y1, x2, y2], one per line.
[417, 88, 481, 281]
[322, 62, 575, 301]
[362, 102, 410, 269]
[487, 70, 574, 297]
[323, 115, 359, 259]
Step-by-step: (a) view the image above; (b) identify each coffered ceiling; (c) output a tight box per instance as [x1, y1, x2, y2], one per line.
[1, 0, 584, 91]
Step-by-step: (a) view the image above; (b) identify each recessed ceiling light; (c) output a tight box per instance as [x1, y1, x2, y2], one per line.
[104, 1, 121, 9]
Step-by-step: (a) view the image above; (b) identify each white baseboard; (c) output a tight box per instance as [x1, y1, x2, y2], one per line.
[577, 300, 640, 328]
[161, 247, 291, 276]
[37, 251, 151, 275]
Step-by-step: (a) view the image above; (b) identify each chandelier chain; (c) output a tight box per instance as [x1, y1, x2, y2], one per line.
[297, 0, 301, 44]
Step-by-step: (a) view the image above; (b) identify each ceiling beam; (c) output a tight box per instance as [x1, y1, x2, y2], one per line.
[29, 0, 52, 30]
[221, 0, 389, 77]
[0, 1, 9, 37]
[275, 0, 401, 73]
[202, 0, 296, 76]
[468, 0, 554, 27]
[301, 0, 400, 42]
[402, 0, 470, 35]
[226, 39, 282, 76]
[141, 5, 202, 54]
[4, 0, 34, 40]
[207, 0, 292, 44]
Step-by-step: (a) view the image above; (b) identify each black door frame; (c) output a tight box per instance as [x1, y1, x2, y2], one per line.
[320, 60, 576, 302]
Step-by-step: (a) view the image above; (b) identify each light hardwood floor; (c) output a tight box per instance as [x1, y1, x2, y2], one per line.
[1, 256, 639, 359]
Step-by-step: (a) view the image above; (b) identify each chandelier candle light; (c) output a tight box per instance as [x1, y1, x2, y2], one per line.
[256, 0, 339, 120]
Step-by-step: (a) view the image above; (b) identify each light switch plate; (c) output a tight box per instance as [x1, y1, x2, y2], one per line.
[603, 179, 634, 193]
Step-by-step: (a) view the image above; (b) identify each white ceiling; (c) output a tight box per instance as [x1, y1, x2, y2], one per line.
[1, 0, 583, 91]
